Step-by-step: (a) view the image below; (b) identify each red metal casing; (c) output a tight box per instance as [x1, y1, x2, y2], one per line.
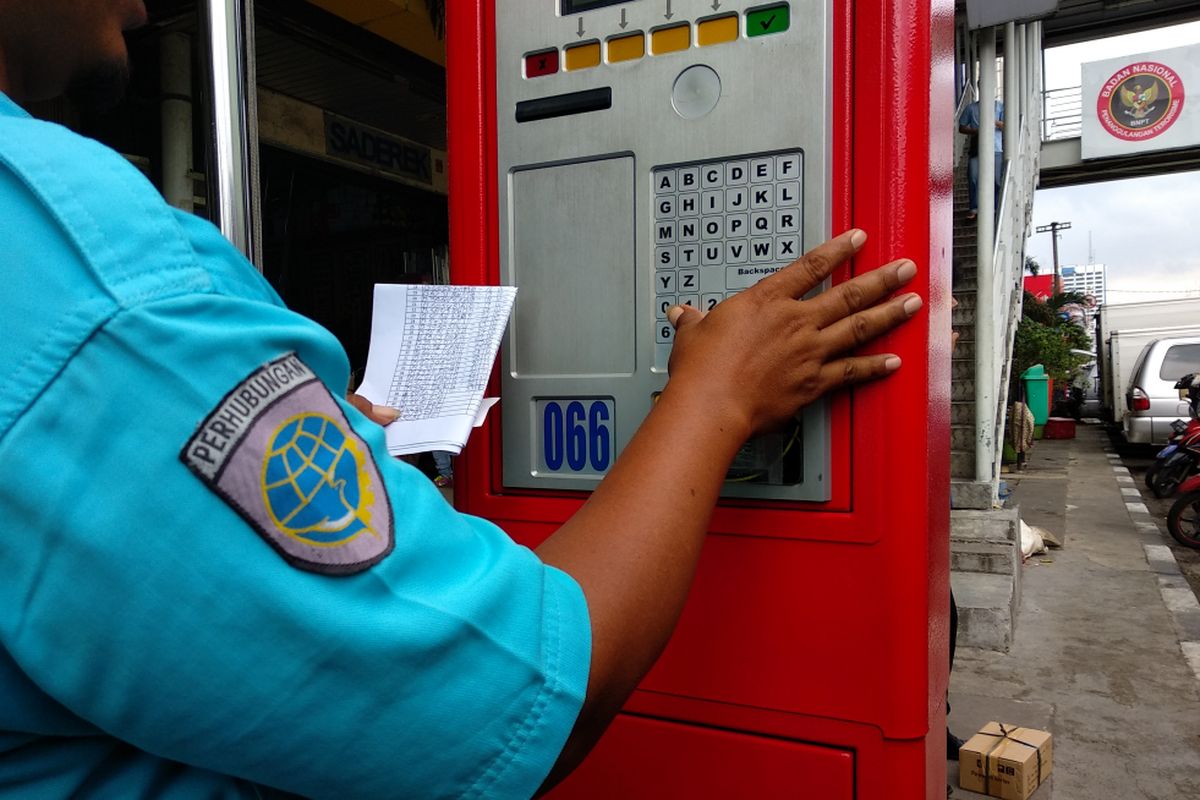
[447, 2, 954, 797]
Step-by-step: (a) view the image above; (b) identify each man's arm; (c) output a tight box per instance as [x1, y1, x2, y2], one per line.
[535, 230, 919, 786]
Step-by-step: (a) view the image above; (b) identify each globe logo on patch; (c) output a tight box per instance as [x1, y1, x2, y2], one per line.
[261, 413, 377, 545]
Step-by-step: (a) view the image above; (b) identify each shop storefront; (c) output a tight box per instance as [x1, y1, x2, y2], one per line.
[30, 0, 448, 378]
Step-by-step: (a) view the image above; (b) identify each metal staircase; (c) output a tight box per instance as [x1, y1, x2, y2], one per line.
[947, 21, 1045, 649]
[951, 156, 980, 489]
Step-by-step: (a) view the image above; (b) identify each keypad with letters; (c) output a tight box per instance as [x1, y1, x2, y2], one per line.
[652, 150, 804, 367]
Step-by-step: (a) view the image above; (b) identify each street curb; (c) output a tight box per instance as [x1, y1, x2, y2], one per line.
[1110, 448, 1200, 682]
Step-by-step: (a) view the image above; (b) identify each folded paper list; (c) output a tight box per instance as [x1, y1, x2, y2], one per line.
[357, 284, 518, 456]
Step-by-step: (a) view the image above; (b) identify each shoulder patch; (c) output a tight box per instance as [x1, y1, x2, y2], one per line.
[181, 353, 394, 575]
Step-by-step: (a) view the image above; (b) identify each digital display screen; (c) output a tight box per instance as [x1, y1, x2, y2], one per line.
[562, 0, 635, 15]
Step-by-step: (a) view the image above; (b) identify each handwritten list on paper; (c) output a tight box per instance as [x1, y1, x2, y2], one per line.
[357, 284, 517, 456]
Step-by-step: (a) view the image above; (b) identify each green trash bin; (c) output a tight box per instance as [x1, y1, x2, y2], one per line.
[1021, 364, 1050, 434]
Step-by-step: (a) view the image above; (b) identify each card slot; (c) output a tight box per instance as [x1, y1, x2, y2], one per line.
[516, 87, 613, 123]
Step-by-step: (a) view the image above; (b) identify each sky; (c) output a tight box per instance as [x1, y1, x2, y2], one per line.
[1025, 20, 1200, 303]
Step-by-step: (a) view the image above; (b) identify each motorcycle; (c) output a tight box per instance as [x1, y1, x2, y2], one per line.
[1145, 417, 1200, 498]
[1145, 374, 1200, 499]
[1162, 374, 1200, 549]
[1167, 471, 1200, 549]
[1051, 385, 1084, 421]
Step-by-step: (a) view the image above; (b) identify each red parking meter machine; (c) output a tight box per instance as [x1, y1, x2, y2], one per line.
[447, 1, 953, 797]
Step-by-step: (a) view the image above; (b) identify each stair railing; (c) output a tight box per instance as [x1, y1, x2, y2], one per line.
[975, 21, 1044, 501]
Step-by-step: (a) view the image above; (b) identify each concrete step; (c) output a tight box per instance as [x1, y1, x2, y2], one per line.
[951, 479, 993, 509]
[952, 571, 1016, 651]
[952, 291, 977, 309]
[952, 540, 1018, 575]
[951, 381, 976, 401]
[951, 508, 1019, 543]
[952, 400, 974, 425]
[951, 449, 975, 477]
[952, 357, 975, 381]
[951, 423, 975, 452]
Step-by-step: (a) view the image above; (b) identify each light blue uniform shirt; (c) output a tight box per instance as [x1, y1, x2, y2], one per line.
[0, 92, 590, 799]
[959, 100, 1005, 153]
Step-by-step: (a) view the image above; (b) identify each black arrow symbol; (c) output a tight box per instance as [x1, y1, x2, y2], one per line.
[711, 0, 721, 9]
[577, 17, 585, 37]
[619, 8, 628, 28]
[665, 0, 673, 20]
[759, 13, 777, 30]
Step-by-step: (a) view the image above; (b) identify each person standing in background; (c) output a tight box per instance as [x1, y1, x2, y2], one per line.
[958, 98, 1005, 220]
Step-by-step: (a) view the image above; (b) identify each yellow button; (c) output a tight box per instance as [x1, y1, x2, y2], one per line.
[650, 24, 690, 55]
[697, 15, 738, 46]
[564, 41, 601, 71]
[607, 33, 645, 63]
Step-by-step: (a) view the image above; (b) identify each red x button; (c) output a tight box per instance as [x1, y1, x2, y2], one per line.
[525, 49, 559, 78]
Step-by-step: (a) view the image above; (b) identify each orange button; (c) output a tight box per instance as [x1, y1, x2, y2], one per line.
[607, 32, 645, 63]
[697, 15, 738, 46]
[650, 23, 690, 55]
[565, 41, 602, 71]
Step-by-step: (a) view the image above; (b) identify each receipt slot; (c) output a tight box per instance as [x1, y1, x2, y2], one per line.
[448, 1, 953, 797]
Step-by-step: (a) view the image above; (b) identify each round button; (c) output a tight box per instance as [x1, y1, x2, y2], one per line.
[672, 64, 721, 120]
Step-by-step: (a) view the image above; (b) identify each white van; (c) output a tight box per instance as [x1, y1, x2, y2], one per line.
[1124, 336, 1200, 444]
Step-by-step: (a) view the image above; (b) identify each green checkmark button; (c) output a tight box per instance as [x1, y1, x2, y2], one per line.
[746, 4, 789, 37]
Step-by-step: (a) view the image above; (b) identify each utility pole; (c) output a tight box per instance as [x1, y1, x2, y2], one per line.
[1035, 221, 1071, 296]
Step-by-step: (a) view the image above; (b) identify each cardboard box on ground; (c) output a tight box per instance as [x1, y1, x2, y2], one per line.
[959, 722, 1053, 800]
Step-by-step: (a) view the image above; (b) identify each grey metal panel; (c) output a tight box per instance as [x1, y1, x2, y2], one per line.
[966, 0, 1058, 30]
[495, 0, 831, 499]
[510, 157, 637, 376]
[1041, 0, 1200, 48]
[1038, 136, 1200, 188]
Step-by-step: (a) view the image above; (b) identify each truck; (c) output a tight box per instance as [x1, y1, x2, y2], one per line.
[1096, 298, 1200, 428]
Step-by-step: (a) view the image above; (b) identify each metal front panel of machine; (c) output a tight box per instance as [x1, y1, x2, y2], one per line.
[496, 0, 832, 499]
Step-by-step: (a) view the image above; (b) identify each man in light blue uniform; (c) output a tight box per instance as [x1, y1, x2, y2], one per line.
[0, 67, 592, 800]
[0, 2, 921, 797]
[958, 99, 1005, 219]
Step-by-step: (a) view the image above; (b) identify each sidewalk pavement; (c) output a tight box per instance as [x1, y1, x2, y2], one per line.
[947, 422, 1200, 799]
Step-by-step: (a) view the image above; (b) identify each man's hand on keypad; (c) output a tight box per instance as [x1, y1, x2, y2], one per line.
[664, 229, 920, 439]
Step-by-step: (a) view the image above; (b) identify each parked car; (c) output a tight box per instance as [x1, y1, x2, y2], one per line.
[1096, 298, 1200, 423]
[1124, 336, 1200, 445]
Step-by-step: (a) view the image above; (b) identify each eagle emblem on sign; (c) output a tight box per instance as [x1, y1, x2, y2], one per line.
[1120, 81, 1159, 120]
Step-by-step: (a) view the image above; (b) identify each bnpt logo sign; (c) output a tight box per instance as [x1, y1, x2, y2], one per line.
[1096, 61, 1186, 142]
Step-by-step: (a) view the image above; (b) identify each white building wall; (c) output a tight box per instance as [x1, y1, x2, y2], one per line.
[1060, 263, 1106, 305]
